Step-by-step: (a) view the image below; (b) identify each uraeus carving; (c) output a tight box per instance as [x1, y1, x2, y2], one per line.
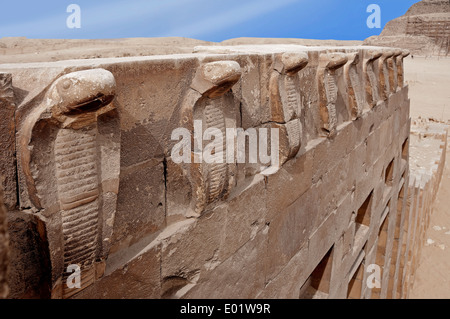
[269, 52, 309, 164]
[363, 50, 382, 108]
[16, 69, 121, 298]
[377, 50, 395, 101]
[318, 52, 348, 136]
[179, 61, 241, 215]
[389, 50, 403, 93]
[397, 50, 410, 89]
[343, 52, 364, 120]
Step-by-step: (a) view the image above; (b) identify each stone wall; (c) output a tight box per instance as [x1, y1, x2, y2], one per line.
[0, 45, 434, 299]
[0, 71, 13, 299]
[0, 185, 9, 299]
[399, 119, 448, 298]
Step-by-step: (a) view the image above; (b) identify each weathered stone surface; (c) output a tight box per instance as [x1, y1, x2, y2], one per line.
[112, 159, 165, 253]
[173, 60, 241, 217]
[7, 212, 47, 299]
[258, 243, 308, 298]
[317, 52, 348, 136]
[268, 52, 308, 123]
[363, 50, 382, 108]
[0, 44, 421, 300]
[307, 212, 337, 277]
[377, 50, 395, 101]
[0, 73, 16, 210]
[15, 69, 121, 298]
[184, 227, 268, 298]
[237, 54, 261, 129]
[0, 186, 9, 299]
[265, 145, 314, 218]
[343, 52, 364, 120]
[220, 175, 267, 260]
[159, 212, 225, 298]
[73, 242, 161, 299]
[265, 186, 316, 282]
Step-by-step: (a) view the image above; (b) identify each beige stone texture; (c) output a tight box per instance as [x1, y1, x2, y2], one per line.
[0, 186, 9, 299]
[0, 43, 436, 300]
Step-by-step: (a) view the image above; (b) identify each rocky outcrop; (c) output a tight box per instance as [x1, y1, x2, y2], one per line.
[364, 0, 450, 56]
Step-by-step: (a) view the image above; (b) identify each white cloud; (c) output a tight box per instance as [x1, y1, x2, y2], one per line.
[0, 0, 300, 38]
[162, 0, 299, 38]
[0, 0, 205, 38]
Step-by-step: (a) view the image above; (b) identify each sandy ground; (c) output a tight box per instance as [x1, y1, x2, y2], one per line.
[0, 37, 213, 63]
[0, 37, 361, 64]
[406, 57, 450, 298]
[405, 56, 450, 122]
[409, 144, 450, 298]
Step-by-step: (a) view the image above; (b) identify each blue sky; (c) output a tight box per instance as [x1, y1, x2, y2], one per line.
[0, 0, 420, 41]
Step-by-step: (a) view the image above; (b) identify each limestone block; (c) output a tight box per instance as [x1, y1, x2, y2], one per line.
[306, 212, 337, 278]
[15, 69, 121, 298]
[160, 209, 226, 298]
[317, 52, 348, 136]
[162, 175, 267, 297]
[265, 187, 316, 282]
[6, 212, 45, 298]
[377, 50, 395, 101]
[265, 146, 314, 219]
[363, 50, 382, 108]
[343, 52, 365, 120]
[312, 156, 353, 230]
[0, 73, 17, 210]
[312, 121, 356, 184]
[259, 53, 276, 125]
[389, 50, 403, 93]
[343, 222, 356, 258]
[393, 114, 403, 155]
[348, 138, 367, 181]
[239, 54, 262, 129]
[397, 50, 410, 89]
[366, 130, 382, 166]
[173, 61, 241, 216]
[165, 157, 195, 224]
[220, 175, 267, 260]
[267, 52, 309, 123]
[267, 118, 303, 166]
[297, 60, 322, 139]
[387, 85, 407, 115]
[73, 242, 161, 299]
[113, 57, 199, 162]
[331, 235, 346, 277]
[258, 243, 308, 299]
[112, 159, 165, 253]
[0, 187, 9, 299]
[378, 119, 394, 160]
[184, 227, 267, 298]
[334, 192, 355, 240]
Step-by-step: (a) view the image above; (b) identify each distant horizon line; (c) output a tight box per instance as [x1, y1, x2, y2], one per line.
[0, 35, 368, 42]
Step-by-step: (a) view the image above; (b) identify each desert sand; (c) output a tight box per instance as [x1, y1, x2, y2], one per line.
[405, 56, 450, 298]
[409, 143, 450, 299]
[405, 56, 450, 122]
[0, 37, 362, 64]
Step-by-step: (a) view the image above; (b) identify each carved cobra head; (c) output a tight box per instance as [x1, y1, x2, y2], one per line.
[48, 69, 116, 127]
